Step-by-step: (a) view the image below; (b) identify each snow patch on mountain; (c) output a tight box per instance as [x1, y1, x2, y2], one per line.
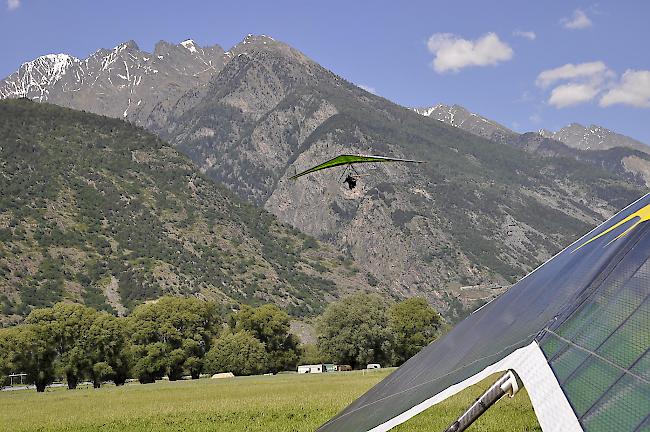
[0, 54, 79, 101]
[181, 39, 198, 53]
[0, 38, 227, 123]
[412, 104, 514, 144]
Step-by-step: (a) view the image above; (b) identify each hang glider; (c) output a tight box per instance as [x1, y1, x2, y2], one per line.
[289, 154, 426, 180]
[318, 193, 650, 432]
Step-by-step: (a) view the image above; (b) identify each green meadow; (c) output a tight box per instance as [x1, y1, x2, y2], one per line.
[0, 370, 540, 432]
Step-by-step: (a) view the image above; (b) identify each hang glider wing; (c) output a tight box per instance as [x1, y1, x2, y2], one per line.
[318, 193, 650, 432]
[289, 154, 425, 180]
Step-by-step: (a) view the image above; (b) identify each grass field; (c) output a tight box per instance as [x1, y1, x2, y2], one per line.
[0, 370, 540, 432]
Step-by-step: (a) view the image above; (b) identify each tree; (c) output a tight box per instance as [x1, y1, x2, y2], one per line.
[299, 344, 329, 365]
[231, 304, 300, 373]
[12, 323, 58, 392]
[181, 338, 203, 379]
[128, 296, 220, 381]
[130, 342, 167, 384]
[166, 348, 187, 381]
[204, 331, 268, 376]
[26, 302, 98, 389]
[91, 362, 114, 388]
[317, 294, 393, 369]
[0, 328, 16, 387]
[87, 312, 130, 386]
[389, 298, 442, 365]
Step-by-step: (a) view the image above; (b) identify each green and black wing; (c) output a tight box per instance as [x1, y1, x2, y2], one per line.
[289, 154, 425, 180]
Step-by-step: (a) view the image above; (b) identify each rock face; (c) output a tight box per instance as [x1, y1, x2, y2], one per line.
[1, 35, 646, 318]
[146, 36, 642, 316]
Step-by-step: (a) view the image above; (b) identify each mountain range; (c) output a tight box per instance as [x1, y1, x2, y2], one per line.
[0, 39, 227, 126]
[1, 35, 646, 320]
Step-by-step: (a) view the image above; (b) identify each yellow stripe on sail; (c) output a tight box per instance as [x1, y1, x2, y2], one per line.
[573, 204, 650, 252]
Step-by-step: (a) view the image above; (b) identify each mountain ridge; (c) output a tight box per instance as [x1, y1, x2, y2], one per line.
[539, 122, 649, 153]
[144, 36, 642, 313]
[414, 104, 649, 153]
[1, 35, 646, 318]
[0, 38, 228, 125]
[413, 104, 650, 187]
[412, 104, 516, 145]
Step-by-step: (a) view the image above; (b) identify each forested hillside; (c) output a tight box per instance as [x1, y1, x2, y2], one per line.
[0, 99, 371, 324]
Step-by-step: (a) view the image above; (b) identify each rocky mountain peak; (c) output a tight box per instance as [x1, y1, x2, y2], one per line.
[1, 37, 229, 123]
[32, 53, 79, 66]
[539, 123, 649, 153]
[115, 39, 140, 52]
[153, 40, 175, 55]
[243, 33, 275, 43]
[227, 34, 312, 67]
[0, 54, 79, 101]
[412, 103, 515, 144]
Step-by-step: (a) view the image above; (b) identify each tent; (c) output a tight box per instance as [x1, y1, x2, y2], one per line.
[318, 194, 650, 432]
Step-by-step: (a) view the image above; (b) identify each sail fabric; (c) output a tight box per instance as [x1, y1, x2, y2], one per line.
[318, 194, 650, 432]
[365, 341, 582, 432]
[289, 155, 424, 179]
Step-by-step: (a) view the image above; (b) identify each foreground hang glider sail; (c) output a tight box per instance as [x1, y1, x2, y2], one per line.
[289, 154, 425, 180]
[318, 193, 650, 432]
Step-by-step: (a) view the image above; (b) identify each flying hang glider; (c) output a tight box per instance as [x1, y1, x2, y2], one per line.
[318, 193, 650, 432]
[289, 154, 426, 189]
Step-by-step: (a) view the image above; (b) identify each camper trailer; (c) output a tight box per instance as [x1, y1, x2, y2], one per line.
[297, 364, 325, 374]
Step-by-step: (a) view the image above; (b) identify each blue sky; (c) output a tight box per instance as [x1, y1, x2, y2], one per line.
[2, 0, 649, 143]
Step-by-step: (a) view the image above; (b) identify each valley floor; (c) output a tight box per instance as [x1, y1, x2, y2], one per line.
[0, 370, 540, 431]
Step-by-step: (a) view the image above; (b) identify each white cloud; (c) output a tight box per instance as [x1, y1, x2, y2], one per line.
[7, 0, 20, 10]
[600, 70, 650, 108]
[513, 30, 536, 40]
[548, 83, 601, 108]
[426, 32, 513, 73]
[536, 61, 616, 108]
[536, 62, 649, 109]
[561, 9, 593, 30]
[536, 61, 610, 88]
[358, 84, 377, 95]
[529, 113, 542, 124]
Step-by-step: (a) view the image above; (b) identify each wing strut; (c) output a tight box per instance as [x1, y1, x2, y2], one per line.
[443, 370, 521, 432]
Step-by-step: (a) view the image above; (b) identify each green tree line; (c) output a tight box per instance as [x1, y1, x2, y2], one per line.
[0, 294, 442, 391]
[313, 294, 443, 368]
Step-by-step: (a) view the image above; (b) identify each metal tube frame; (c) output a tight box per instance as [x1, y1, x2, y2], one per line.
[443, 370, 521, 432]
